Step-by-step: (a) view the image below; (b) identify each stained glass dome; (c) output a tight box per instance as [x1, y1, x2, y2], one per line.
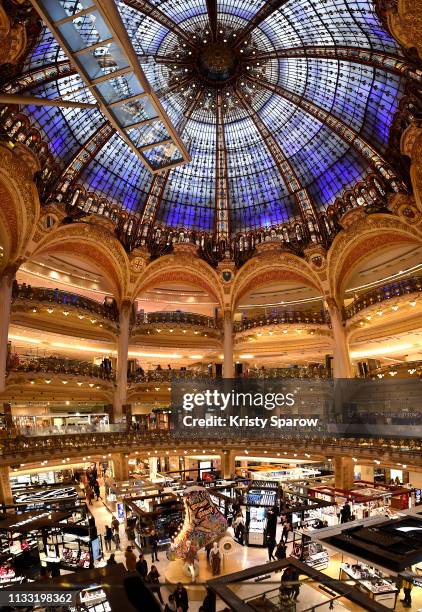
[2, 0, 419, 242]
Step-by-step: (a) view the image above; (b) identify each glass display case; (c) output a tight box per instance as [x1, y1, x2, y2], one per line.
[340, 562, 398, 608]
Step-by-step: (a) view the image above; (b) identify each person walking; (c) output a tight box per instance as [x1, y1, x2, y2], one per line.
[107, 553, 117, 566]
[174, 582, 189, 612]
[113, 530, 121, 551]
[125, 546, 137, 572]
[275, 539, 287, 560]
[111, 516, 119, 533]
[104, 525, 113, 552]
[267, 534, 276, 562]
[149, 530, 159, 562]
[164, 594, 177, 612]
[93, 480, 102, 501]
[136, 553, 148, 579]
[147, 564, 164, 605]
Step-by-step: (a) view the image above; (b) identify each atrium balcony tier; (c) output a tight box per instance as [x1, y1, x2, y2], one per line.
[4, 356, 114, 401]
[0, 432, 421, 467]
[11, 284, 119, 339]
[344, 274, 422, 320]
[131, 311, 222, 344]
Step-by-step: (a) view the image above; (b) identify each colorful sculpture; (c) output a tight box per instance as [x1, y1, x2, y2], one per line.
[169, 486, 227, 561]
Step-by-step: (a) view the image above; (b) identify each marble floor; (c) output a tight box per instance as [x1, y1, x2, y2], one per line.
[87, 490, 422, 611]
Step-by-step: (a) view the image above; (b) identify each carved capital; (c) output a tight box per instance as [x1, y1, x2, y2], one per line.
[400, 123, 422, 158]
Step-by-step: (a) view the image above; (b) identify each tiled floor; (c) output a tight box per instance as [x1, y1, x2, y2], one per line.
[88, 491, 422, 611]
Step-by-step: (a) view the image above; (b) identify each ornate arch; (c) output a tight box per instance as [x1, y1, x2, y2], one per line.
[327, 211, 422, 301]
[30, 221, 131, 302]
[132, 249, 225, 310]
[231, 248, 324, 311]
[0, 143, 40, 273]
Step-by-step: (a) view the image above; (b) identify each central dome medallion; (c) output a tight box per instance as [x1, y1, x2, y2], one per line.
[197, 42, 238, 84]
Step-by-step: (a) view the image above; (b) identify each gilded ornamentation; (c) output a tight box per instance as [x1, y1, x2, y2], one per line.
[387, 0, 422, 60]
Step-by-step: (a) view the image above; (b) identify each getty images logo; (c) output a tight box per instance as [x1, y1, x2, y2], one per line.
[182, 389, 295, 411]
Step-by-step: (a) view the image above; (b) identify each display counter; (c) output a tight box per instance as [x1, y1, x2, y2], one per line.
[340, 562, 398, 608]
[291, 533, 329, 571]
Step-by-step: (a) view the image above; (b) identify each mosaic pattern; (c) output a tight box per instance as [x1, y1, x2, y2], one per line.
[4, 0, 413, 234]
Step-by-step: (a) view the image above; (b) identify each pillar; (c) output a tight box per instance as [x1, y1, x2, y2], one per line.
[334, 456, 354, 490]
[326, 298, 352, 378]
[0, 465, 13, 506]
[149, 457, 158, 481]
[360, 465, 375, 483]
[111, 453, 129, 481]
[221, 450, 236, 480]
[114, 300, 132, 422]
[0, 270, 14, 394]
[223, 310, 234, 378]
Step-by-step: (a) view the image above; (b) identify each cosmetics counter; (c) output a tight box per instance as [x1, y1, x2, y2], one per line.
[28, 564, 134, 612]
[291, 532, 330, 571]
[279, 491, 338, 530]
[209, 490, 235, 522]
[124, 494, 183, 551]
[308, 484, 416, 521]
[11, 469, 75, 491]
[13, 485, 83, 511]
[244, 482, 279, 546]
[248, 466, 322, 483]
[339, 562, 398, 608]
[0, 506, 102, 582]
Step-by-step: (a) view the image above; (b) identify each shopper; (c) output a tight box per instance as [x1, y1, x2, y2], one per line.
[281, 521, 292, 543]
[149, 529, 159, 562]
[147, 564, 164, 604]
[200, 587, 216, 612]
[111, 516, 120, 533]
[125, 546, 137, 572]
[340, 502, 352, 524]
[113, 530, 121, 551]
[267, 534, 276, 562]
[136, 552, 148, 579]
[93, 480, 101, 500]
[164, 593, 177, 612]
[275, 539, 287, 560]
[290, 567, 300, 601]
[104, 525, 113, 551]
[174, 582, 189, 612]
[401, 577, 413, 608]
[107, 553, 117, 566]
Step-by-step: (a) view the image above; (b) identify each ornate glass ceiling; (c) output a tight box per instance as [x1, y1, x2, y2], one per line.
[2, 0, 420, 240]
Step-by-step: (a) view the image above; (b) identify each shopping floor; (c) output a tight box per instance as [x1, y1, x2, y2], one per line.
[87, 483, 422, 611]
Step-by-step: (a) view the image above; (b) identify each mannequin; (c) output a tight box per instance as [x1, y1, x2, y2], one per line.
[209, 541, 221, 576]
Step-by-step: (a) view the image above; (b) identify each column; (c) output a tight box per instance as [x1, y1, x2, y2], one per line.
[149, 457, 158, 481]
[326, 298, 352, 378]
[220, 450, 236, 480]
[223, 310, 234, 378]
[111, 453, 129, 481]
[0, 270, 14, 394]
[0, 465, 13, 506]
[334, 456, 354, 490]
[113, 300, 132, 422]
[360, 465, 375, 483]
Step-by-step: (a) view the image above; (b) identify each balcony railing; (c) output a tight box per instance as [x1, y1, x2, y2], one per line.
[234, 309, 328, 332]
[366, 360, 422, 379]
[344, 275, 422, 319]
[135, 311, 219, 329]
[6, 356, 114, 381]
[12, 283, 119, 322]
[0, 431, 420, 460]
[243, 367, 330, 379]
[128, 369, 211, 383]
